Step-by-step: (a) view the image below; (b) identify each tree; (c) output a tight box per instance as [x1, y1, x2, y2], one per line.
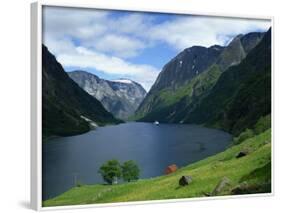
[122, 160, 140, 182]
[98, 159, 122, 184]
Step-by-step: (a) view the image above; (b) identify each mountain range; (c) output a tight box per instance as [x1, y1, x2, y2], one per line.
[186, 29, 271, 135]
[42, 28, 270, 138]
[135, 30, 270, 135]
[68, 71, 147, 120]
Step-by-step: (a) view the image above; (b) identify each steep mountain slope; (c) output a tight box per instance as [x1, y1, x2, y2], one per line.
[68, 71, 147, 120]
[135, 45, 224, 120]
[185, 28, 271, 135]
[135, 32, 265, 123]
[42, 45, 120, 137]
[151, 45, 225, 92]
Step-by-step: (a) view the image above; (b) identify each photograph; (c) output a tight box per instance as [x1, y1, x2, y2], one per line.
[41, 5, 272, 207]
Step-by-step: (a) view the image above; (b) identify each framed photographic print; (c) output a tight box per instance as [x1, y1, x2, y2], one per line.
[31, 1, 273, 210]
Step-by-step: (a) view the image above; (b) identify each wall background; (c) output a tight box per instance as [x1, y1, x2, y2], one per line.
[0, 0, 279, 212]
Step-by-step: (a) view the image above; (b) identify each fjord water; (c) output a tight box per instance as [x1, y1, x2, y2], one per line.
[43, 122, 232, 200]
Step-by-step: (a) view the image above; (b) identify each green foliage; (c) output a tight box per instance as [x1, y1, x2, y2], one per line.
[254, 114, 271, 134]
[44, 129, 271, 207]
[122, 160, 140, 182]
[233, 129, 254, 145]
[233, 114, 271, 145]
[239, 161, 271, 184]
[98, 160, 122, 185]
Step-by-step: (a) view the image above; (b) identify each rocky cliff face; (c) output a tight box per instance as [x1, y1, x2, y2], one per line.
[42, 45, 119, 138]
[216, 32, 264, 71]
[68, 71, 147, 120]
[135, 31, 265, 123]
[186, 29, 271, 135]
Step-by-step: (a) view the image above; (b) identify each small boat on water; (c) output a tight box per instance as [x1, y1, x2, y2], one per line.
[154, 121, 159, 125]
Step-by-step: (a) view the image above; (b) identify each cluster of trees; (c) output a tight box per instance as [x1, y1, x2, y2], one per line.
[99, 160, 140, 184]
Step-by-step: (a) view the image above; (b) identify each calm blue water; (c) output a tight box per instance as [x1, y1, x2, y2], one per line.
[43, 122, 232, 200]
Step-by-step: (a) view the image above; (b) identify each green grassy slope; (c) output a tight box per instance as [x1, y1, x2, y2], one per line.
[43, 129, 271, 207]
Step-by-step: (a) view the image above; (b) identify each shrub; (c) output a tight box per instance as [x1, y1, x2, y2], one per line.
[122, 160, 140, 182]
[76, 181, 83, 187]
[254, 114, 271, 134]
[99, 159, 122, 185]
[233, 128, 254, 145]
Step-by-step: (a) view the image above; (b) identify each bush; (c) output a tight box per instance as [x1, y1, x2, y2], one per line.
[254, 114, 271, 134]
[76, 181, 83, 187]
[99, 159, 122, 185]
[122, 160, 140, 182]
[233, 128, 254, 145]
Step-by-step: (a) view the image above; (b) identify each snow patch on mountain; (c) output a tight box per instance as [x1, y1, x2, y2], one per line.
[111, 79, 134, 84]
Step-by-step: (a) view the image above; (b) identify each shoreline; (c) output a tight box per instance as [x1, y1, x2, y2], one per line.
[43, 123, 233, 200]
[43, 129, 271, 206]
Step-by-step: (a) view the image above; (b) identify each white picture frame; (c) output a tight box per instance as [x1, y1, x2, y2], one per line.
[31, 1, 274, 211]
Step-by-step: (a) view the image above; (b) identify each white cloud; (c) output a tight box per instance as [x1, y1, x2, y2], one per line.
[86, 34, 145, 58]
[43, 7, 271, 56]
[43, 6, 271, 90]
[43, 37, 76, 56]
[148, 16, 271, 50]
[43, 6, 159, 90]
[43, 6, 271, 54]
[43, 7, 150, 59]
[109, 13, 154, 35]
[57, 46, 159, 91]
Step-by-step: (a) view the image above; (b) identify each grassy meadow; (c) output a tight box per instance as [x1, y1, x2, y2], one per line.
[43, 129, 271, 207]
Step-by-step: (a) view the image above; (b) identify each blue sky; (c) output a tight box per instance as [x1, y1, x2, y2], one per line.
[43, 6, 271, 91]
